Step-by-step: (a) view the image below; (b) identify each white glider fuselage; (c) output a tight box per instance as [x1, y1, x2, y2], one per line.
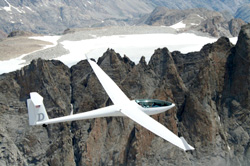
[34, 100, 175, 125]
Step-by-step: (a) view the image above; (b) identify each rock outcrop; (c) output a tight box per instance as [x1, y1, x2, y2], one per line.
[0, 24, 250, 165]
[7, 31, 34, 38]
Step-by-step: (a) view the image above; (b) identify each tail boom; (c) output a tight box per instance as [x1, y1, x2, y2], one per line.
[27, 92, 122, 126]
[36, 105, 122, 125]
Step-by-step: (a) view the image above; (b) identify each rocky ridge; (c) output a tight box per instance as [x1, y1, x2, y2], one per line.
[142, 7, 246, 37]
[0, 24, 250, 165]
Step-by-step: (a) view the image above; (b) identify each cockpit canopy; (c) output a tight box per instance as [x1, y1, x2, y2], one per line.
[135, 99, 172, 108]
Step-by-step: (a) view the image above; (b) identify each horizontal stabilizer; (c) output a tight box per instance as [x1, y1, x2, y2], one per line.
[180, 137, 195, 151]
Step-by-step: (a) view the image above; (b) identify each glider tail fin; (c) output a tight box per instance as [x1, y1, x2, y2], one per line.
[27, 92, 49, 125]
[180, 137, 195, 151]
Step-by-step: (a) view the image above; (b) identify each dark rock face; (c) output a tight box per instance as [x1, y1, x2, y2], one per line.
[0, 59, 74, 166]
[7, 30, 34, 38]
[1, 24, 250, 165]
[229, 18, 246, 37]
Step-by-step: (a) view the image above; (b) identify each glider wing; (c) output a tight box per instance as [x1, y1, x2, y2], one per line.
[86, 57, 194, 151]
[121, 106, 194, 151]
[87, 57, 130, 107]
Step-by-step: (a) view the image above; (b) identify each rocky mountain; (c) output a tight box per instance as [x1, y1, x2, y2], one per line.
[141, 7, 246, 37]
[0, 23, 250, 165]
[0, 0, 250, 37]
[0, 0, 153, 36]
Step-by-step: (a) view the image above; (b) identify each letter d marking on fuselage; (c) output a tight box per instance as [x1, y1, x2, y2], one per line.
[38, 113, 44, 121]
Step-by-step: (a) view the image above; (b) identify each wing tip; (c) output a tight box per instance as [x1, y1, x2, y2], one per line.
[180, 136, 195, 151]
[85, 54, 97, 63]
[85, 54, 89, 60]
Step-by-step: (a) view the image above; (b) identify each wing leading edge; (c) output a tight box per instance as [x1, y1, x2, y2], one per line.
[86, 56, 194, 151]
[87, 56, 130, 107]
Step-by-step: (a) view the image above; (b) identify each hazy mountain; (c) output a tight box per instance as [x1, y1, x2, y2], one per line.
[141, 7, 246, 37]
[0, 23, 250, 165]
[151, 0, 230, 11]
[235, 4, 250, 22]
[0, 0, 250, 36]
[149, 0, 250, 14]
[0, 0, 153, 35]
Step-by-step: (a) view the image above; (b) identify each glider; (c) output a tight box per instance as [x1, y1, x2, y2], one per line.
[27, 57, 194, 151]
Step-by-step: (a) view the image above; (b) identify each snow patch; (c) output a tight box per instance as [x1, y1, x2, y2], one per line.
[170, 21, 186, 30]
[230, 37, 238, 45]
[26, 6, 34, 12]
[191, 23, 199, 26]
[197, 15, 205, 20]
[3, 0, 25, 13]
[3, 0, 11, 12]
[3, 6, 11, 12]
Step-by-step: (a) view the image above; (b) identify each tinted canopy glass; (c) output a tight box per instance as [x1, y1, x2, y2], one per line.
[135, 99, 172, 108]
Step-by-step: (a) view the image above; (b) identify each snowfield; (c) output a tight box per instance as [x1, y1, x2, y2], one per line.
[0, 32, 238, 74]
[57, 33, 219, 67]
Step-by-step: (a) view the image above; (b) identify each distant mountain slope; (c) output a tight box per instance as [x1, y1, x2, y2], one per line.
[151, 0, 230, 11]
[150, 0, 250, 13]
[141, 7, 246, 37]
[0, 0, 153, 35]
[0, 0, 249, 36]
[235, 4, 250, 22]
